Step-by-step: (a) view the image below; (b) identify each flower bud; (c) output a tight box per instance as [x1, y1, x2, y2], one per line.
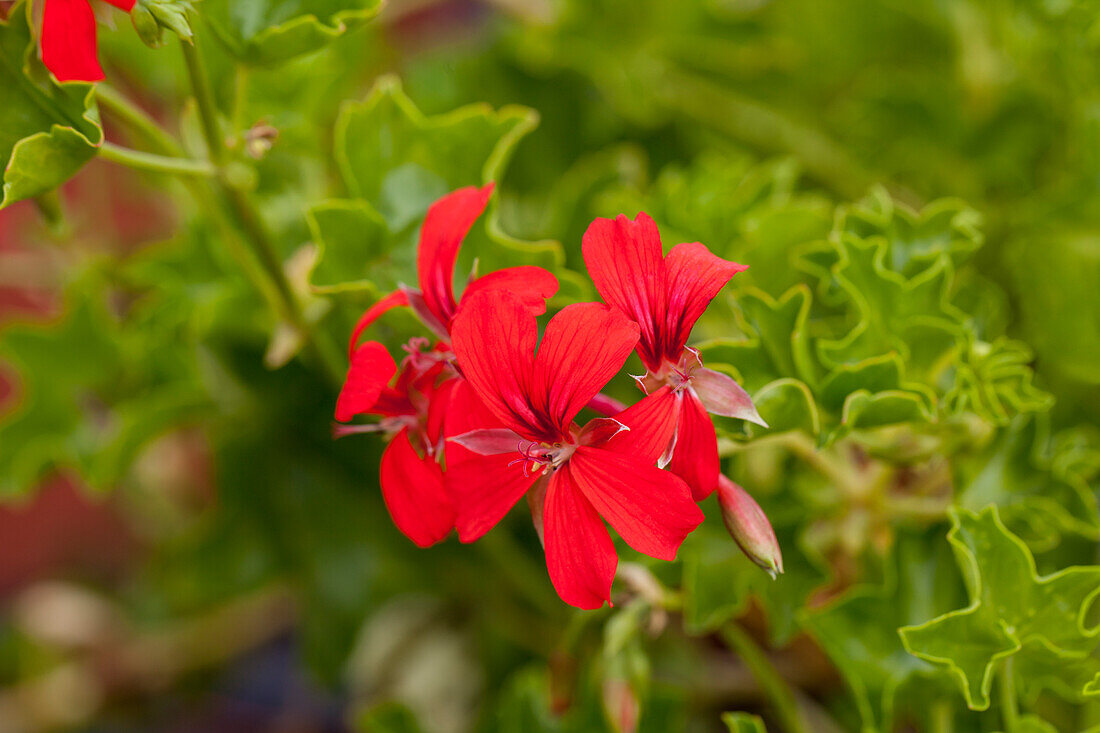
[716, 476, 783, 578]
[601, 677, 640, 733]
[130, 4, 164, 48]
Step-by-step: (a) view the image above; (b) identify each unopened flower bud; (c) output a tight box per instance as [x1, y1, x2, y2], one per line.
[717, 476, 783, 578]
[131, 4, 164, 48]
[601, 678, 640, 733]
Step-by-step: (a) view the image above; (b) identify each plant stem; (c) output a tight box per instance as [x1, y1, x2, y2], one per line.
[99, 142, 217, 177]
[1000, 657, 1019, 731]
[721, 623, 811, 733]
[179, 37, 343, 386]
[95, 85, 183, 157]
[930, 699, 954, 733]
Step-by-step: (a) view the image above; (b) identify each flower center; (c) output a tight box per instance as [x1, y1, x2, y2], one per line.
[509, 441, 577, 477]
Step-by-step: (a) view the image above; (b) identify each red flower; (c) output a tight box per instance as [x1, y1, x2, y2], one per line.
[447, 290, 704, 609]
[40, 0, 135, 83]
[334, 185, 557, 545]
[582, 212, 765, 501]
[334, 339, 458, 547]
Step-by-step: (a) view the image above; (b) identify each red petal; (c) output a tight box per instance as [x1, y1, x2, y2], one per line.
[691, 368, 766, 425]
[531, 302, 639, 434]
[450, 290, 545, 440]
[462, 265, 559, 317]
[347, 290, 408, 359]
[587, 392, 628, 418]
[663, 242, 747, 358]
[104, 0, 135, 9]
[668, 392, 720, 501]
[448, 453, 541, 542]
[570, 446, 703, 561]
[582, 213, 668, 371]
[380, 428, 454, 547]
[418, 184, 494, 329]
[448, 428, 528, 456]
[601, 386, 680, 464]
[443, 377, 508, 466]
[41, 0, 104, 83]
[543, 465, 617, 609]
[335, 342, 397, 422]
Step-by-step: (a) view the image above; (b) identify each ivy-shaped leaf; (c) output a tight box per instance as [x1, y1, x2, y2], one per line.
[800, 531, 960, 732]
[200, 0, 383, 65]
[698, 286, 816, 394]
[899, 507, 1100, 710]
[960, 415, 1100, 545]
[943, 337, 1053, 426]
[0, 2, 103, 208]
[837, 187, 984, 277]
[313, 76, 584, 302]
[813, 233, 964, 376]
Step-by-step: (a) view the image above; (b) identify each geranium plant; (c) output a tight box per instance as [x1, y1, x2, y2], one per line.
[1, 1, 1099, 732]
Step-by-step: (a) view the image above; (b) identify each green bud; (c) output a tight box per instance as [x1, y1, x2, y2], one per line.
[131, 4, 165, 48]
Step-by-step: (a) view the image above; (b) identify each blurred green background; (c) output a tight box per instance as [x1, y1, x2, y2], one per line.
[1, 0, 1100, 731]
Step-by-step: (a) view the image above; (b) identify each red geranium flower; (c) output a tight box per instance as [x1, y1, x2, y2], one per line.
[334, 339, 459, 547]
[39, 0, 135, 83]
[582, 212, 765, 501]
[334, 185, 557, 546]
[447, 290, 704, 609]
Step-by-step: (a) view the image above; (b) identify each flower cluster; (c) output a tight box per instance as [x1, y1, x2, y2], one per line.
[335, 185, 781, 608]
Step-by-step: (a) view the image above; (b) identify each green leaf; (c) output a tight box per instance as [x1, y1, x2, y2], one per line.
[200, 0, 383, 65]
[960, 416, 1100, 545]
[319, 76, 583, 300]
[305, 198, 393, 295]
[748, 378, 819, 437]
[698, 286, 816, 393]
[681, 531, 754, 634]
[899, 507, 1100, 710]
[841, 389, 932, 430]
[721, 711, 767, 732]
[837, 187, 983, 277]
[0, 295, 121, 496]
[944, 337, 1053, 426]
[0, 2, 103, 208]
[800, 531, 959, 731]
[812, 233, 964, 377]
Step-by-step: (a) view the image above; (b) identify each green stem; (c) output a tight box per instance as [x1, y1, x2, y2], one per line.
[99, 142, 217, 177]
[179, 37, 343, 386]
[95, 85, 183, 157]
[721, 623, 811, 733]
[930, 699, 954, 733]
[1000, 657, 1019, 731]
[179, 40, 226, 165]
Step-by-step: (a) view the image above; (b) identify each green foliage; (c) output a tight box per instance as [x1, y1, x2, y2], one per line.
[900, 507, 1100, 711]
[0, 2, 102, 208]
[200, 0, 383, 65]
[722, 711, 767, 732]
[2, 1, 1100, 731]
